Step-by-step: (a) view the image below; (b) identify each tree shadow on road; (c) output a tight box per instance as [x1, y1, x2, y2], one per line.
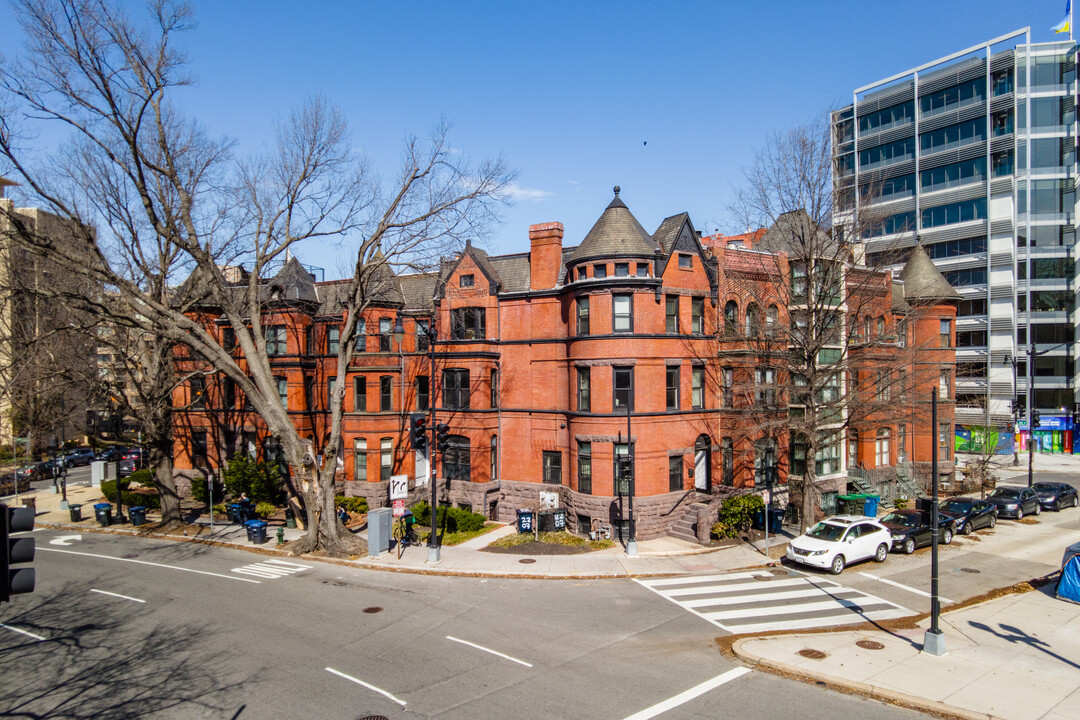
[0, 581, 253, 719]
[967, 620, 1080, 671]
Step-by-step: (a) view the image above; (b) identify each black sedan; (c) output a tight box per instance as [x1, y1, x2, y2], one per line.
[879, 508, 956, 554]
[939, 497, 998, 534]
[1033, 482, 1079, 512]
[985, 486, 1041, 519]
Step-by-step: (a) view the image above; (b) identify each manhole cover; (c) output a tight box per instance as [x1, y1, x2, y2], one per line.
[856, 640, 885, 650]
[362, 607, 383, 614]
[122, 554, 139, 559]
[519, 558, 536, 564]
[754, 575, 772, 581]
[798, 648, 828, 660]
[960, 567, 981, 574]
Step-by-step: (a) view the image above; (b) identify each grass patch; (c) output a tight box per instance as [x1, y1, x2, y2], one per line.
[487, 531, 606, 550]
[588, 538, 615, 550]
[439, 522, 499, 546]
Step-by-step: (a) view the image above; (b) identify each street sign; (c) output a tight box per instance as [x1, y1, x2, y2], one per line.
[389, 474, 408, 501]
[392, 499, 405, 517]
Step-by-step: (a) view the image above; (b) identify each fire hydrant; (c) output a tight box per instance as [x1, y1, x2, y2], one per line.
[276, 526, 285, 546]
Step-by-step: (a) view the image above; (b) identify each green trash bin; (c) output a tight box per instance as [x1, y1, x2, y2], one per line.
[69, 504, 82, 522]
[837, 494, 860, 515]
[285, 507, 296, 529]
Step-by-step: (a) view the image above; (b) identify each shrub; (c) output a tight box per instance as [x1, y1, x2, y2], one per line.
[410, 501, 485, 533]
[894, 497, 908, 510]
[222, 453, 284, 504]
[101, 477, 161, 510]
[190, 475, 224, 505]
[335, 495, 368, 515]
[711, 494, 765, 539]
[255, 501, 277, 518]
[125, 468, 155, 487]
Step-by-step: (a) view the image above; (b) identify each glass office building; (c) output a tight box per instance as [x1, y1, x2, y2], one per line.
[833, 28, 1080, 452]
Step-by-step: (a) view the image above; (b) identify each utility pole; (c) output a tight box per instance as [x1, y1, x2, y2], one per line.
[923, 390, 945, 656]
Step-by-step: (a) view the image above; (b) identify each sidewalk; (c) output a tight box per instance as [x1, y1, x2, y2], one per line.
[734, 585, 1080, 720]
[6, 483, 786, 578]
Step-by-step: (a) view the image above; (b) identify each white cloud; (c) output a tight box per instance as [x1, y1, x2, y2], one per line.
[504, 182, 554, 202]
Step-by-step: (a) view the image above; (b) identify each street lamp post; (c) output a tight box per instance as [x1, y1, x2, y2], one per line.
[625, 397, 637, 557]
[924, 390, 946, 656]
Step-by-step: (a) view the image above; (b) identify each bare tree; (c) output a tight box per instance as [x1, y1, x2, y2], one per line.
[727, 119, 940, 532]
[0, 0, 511, 556]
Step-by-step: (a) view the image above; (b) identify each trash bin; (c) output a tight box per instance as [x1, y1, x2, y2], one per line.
[553, 508, 566, 531]
[285, 507, 296, 529]
[228, 503, 241, 523]
[768, 507, 784, 533]
[863, 495, 880, 517]
[538, 510, 555, 532]
[93, 502, 112, 527]
[129, 505, 148, 526]
[69, 504, 83, 522]
[751, 507, 766, 530]
[516, 508, 533, 534]
[837, 494, 864, 515]
[245, 519, 268, 544]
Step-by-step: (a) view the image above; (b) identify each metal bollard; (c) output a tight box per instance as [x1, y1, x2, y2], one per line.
[276, 526, 285, 545]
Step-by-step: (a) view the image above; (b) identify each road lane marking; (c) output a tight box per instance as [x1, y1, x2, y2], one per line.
[90, 588, 145, 603]
[642, 571, 772, 586]
[49, 534, 82, 546]
[0, 623, 46, 642]
[325, 667, 406, 706]
[39, 548, 261, 583]
[446, 635, 533, 667]
[231, 559, 312, 579]
[857, 572, 955, 604]
[622, 667, 751, 720]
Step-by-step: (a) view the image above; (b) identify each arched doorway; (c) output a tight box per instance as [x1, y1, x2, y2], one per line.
[694, 434, 711, 491]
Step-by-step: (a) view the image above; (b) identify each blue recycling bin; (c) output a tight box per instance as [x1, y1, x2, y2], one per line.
[516, 509, 533, 534]
[245, 519, 268, 544]
[129, 506, 148, 526]
[864, 495, 880, 517]
[768, 507, 784, 533]
[751, 508, 766, 530]
[228, 503, 241, 523]
[93, 502, 112, 527]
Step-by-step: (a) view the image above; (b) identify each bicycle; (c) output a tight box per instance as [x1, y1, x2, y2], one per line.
[393, 510, 420, 558]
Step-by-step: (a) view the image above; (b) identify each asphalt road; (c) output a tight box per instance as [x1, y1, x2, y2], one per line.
[1, 531, 928, 720]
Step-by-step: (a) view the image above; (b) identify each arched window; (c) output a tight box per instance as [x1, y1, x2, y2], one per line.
[766, 305, 779, 338]
[863, 315, 872, 338]
[724, 301, 739, 336]
[875, 428, 891, 467]
[876, 316, 886, 337]
[745, 303, 760, 337]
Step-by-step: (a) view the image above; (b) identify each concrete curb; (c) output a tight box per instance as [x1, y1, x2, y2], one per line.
[731, 637, 1000, 720]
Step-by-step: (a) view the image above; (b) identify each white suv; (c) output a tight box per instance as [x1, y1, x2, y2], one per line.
[786, 515, 891, 575]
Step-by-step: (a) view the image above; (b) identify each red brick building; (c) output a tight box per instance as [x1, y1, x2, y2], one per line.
[173, 189, 957, 541]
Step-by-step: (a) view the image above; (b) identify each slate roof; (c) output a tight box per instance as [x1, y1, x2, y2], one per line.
[653, 214, 685, 255]
[898, 243, 960, 302]
[754, 209, 839, 257]
[567, 187, 658, 263]
[489, 253, 531, 293]
[270, 256, 319, 305]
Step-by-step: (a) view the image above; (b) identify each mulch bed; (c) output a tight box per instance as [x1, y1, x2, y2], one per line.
[482, 541, 593, 555]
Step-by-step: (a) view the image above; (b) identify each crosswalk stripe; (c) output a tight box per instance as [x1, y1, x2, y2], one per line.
[642, 572, 770, 587]
[636, 571, 913, 634]
[231, 560, 312, 579]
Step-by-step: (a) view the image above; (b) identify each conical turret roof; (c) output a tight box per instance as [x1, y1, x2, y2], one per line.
[899, 243, 960, 302]
[567, 186, 657, 263]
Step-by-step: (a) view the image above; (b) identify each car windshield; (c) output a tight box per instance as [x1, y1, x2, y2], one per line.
[881, 512, 917, 527]
[941, 500, 974, 513]
[805, 522, 846, 541]
[1032, 483, 1059, 492]
[989, 488, 1020, 499]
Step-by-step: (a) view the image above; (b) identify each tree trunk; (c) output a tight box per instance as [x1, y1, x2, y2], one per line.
[800, 469, 818, 535]
[285, 463, 366, 556]
[148, 432, 183, 526]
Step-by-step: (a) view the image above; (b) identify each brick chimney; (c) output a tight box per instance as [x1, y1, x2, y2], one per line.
[529, 222, 564, 290]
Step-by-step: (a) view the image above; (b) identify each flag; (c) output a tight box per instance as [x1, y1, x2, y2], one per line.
[1053, 0, 1071, 33]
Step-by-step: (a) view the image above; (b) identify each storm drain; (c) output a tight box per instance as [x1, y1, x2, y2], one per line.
[519, 558, 536, 564]
[856, 640, 885, 650]
[362, 607, 383, 614]
[797, 648, 828, 660]
[357, 716, 388, 720]
[960, 567, 981, 574]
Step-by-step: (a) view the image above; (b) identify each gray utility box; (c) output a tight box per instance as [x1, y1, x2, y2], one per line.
[90, 461, 117, 487]
[368, 508, 392, 558]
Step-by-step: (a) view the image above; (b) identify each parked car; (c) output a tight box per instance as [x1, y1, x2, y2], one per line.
[94, 447, 123, 462]
[36, 457, 65, 478]
[12, 464, 40, 483]
[118, 448, 146, 477]
[1032, 482, 1080, 512]
[985, 486, 1041, 519]
[879, 508, 956, 554]
[64, 448, 95, 467]
[939, 497, 998, 535]
[785, 515, 891, 574]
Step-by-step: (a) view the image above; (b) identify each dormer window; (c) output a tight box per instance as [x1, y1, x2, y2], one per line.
[460, 274, 474, 288]
[594, 265, 607, 279]
[678, 254, 693, 269]
[578, 267, 588, 281]
[615, 263, 629, 277]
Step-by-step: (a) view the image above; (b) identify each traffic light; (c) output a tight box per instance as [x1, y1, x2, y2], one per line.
[409, 412, 428, 453]
[1013, 397, 1025, 419]
[2, 503, 36, 603]
[1031, 410, 1041, 429]
[435, 422, 450, 454]
[1072, 404, 1080, 429]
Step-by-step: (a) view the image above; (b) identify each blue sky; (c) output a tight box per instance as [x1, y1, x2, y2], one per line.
[0, 1, 1071, 277]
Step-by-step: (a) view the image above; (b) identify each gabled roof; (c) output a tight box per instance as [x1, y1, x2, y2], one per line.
[899, 243, 960, 302]
[269, 256, 319, 305]
[754, 209, 839, 257]
[567, 187, 658, 263]
[358, 252, 404, 306]
[437, 240, 504, 297]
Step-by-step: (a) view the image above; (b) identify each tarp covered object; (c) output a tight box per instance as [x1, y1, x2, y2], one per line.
[1056, 541, 1080, 605]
